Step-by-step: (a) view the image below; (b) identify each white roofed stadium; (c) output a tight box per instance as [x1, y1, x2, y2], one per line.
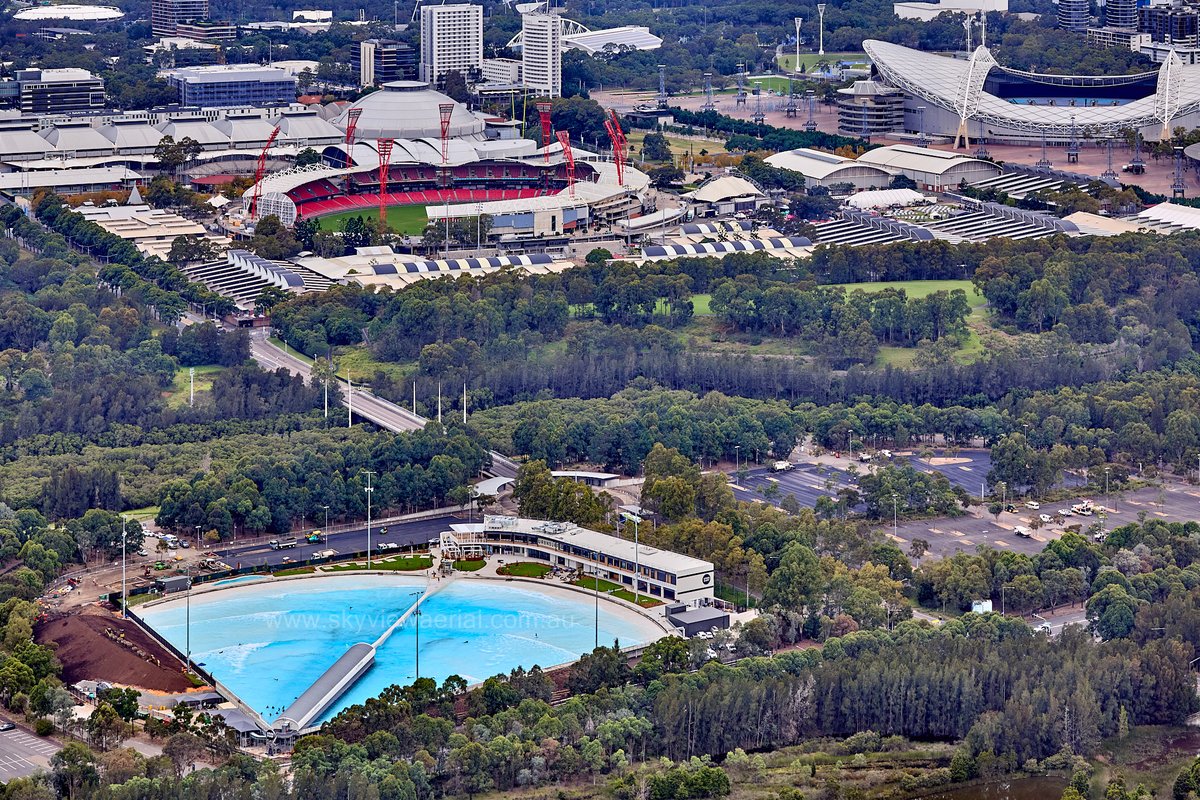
[864, 39, 1200, 145]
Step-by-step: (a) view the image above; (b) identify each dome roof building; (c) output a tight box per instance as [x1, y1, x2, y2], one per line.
[331, 81, 485, 140]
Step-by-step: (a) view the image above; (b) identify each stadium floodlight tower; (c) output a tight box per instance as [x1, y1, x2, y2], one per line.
[752, 88, 765, 128]
[556, 131, 575, 197]
[376, 138, 394, 225]
[1036, 130, 1053, 172]
[701, 73, 716, 112]
[1067, 114, 1080, 163]
[1102, 138, 1118, 182]
[735, 63, 747, 107]
[785, 77, 798, 117]
[1173, 146, 1186, 199]
[793, 17, 803, 74]
[816, 4, 826, 55]
[805, 90, 817, 133]
[657, 64, 667, 110]
[536, 101, 553, 163]
[962, 17, 972, 52]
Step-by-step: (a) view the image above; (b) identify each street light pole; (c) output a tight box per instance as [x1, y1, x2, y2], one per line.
[848, 430, 854, 462]
[323, 505, 330, 546]
[734, 445, 740, 484]
[892, 492, 898, 538]
[121, 516, 127, 619]
[363, 470, 376, 568]
[195, 525, 201, 551]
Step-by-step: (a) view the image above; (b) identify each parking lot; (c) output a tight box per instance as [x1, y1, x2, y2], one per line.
[732, 463, 856, 507]
[0, 727, 61, 778]
[891, 483, 1200, 559]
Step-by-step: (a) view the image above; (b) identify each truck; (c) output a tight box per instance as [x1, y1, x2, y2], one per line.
[269, 538, 298, 550]
[1071, 500, 1094, 516]
[314, 549, 338, 559]
[377, 542, 400, 551]
[1014, 526, 1032, 538]
[771, 461, 793, 473]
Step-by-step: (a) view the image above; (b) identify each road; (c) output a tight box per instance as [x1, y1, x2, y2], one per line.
[212, 515, 460, 569]
[0, 726, 61, 779]
[247, 330, 517, 478]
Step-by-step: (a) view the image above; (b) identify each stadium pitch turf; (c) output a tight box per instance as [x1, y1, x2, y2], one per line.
[314, 204, 429, 235]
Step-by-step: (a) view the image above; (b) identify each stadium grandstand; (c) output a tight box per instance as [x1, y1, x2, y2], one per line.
[864, 39, 1200, 145]
[240, 80, 649, 234]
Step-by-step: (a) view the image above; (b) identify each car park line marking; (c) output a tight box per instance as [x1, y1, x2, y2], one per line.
[995, 540, 1010, 547]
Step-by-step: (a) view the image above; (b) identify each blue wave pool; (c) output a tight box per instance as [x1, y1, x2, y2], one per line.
[138, 574, 663, 723]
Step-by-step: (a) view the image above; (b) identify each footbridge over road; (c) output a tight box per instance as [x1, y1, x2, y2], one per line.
[248, 331, 517, 478]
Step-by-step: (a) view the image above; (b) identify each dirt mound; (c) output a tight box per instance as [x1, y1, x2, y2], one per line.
[36, 611, 193, 692]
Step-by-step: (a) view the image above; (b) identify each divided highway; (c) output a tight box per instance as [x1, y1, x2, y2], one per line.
[247, 330, 517, 479]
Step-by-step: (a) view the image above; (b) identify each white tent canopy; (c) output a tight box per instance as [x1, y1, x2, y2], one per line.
[844, 188, 930, 210]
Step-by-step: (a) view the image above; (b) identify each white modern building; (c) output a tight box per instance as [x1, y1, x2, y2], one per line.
[893, 0, 1007, 21]
[765, 147, 895, 191]
[854, 144, 1001, 191]
[521, 12, 562, 98]
[419, 3, 483, 84]
[482, 58, 522, 83]
[442, 516, 716, 605]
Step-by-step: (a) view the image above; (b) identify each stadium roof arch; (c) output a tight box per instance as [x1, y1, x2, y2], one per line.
[864, 39, 1200, 140]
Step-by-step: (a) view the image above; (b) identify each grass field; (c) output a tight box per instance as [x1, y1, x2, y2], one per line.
[166, 364, 222, 409]
[497, 562, 552, 578]
[655, 294, 713, 316]
[570, 577, 662, 608]
[315, 204, 429, 235]
[335, 346, 412, 385]
[626, 130, 726, 163]
[776, 52, 870, 71]
[831, 280, 989, 367]
[453, 558, 487, 572]
[328, 555, 433, 572]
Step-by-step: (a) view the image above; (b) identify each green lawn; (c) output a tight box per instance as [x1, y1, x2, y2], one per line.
[654, 293, 713, 316]
[335, 346, 412, 385]
[497, 562, 552, 578]
[453, 558, 487, 572]
[776, 52, 870, 71]
[166, 364, 223, 409]
[328, 555, 433, 572]
[831, 280, 990, 367]
[123, 505, 160, 522]
[626, 130, 726, 162]
[315, 205, 429, 235]
[570, 577, 662, 608]
[273, 566, 316, 577]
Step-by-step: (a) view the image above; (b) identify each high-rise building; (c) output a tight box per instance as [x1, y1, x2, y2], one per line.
[1140, 3, 1199, 45]
[151, 0, 208, 37]
[521, 13, 562, 98]
[1058, 0, 1090, 31]
[1105, 0, 1136, 29]
[354, 39, 418, 87]
[419, 3, 483, 85]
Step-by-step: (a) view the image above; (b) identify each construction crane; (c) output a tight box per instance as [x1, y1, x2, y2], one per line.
[248, 125, 281, 221]
[603, 109, 627, 187]
[556, 130, 575, 198]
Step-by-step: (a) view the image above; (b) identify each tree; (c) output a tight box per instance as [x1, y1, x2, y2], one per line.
[296, 148, 322, 167]
[166, 235, 219, 266]
[163, 732, 205, 775]
[442, 70, 470, 103]
[86, 702, 127, 751]
[649, 165, 684, 188]
[50, 742, 98, 800]
[154, 135, 202, 177]
[640, 132, 673, 162]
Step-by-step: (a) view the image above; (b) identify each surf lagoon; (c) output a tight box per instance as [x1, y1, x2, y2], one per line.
[138, 573, 666, 723]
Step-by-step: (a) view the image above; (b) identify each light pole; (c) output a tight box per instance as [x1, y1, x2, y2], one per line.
[1104, 466, 1111, 500]
[120, 516, 127, 620]
[323, 505, 330, 546]
[793, 17, 802, 74]
[734, 445, 740, 484]
[848, 430, 854, 461]
[195, 525, 201, 551]
[816, 4, 826, 55]
[892, 492, 898, 538]
[363, 470, 376, 568]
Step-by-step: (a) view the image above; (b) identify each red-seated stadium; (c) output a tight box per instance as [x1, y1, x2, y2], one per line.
[284, 161, 584, 221]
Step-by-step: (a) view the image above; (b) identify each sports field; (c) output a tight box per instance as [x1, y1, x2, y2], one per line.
[776, 52, 870, 72]
[830, 279, 982, 303]
[314, 205, 429, 235]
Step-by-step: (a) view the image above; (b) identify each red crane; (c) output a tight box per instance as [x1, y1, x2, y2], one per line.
[604, 109, 628, 187]
[536, 101, 553, 164]
[248, 125, 281, 221]
[556, 130, 575, 198]
[376, 138, 394, 225]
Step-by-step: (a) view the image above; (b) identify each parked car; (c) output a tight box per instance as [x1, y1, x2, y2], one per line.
[1025, 501, 1040, 510]
[0, 721, 15, 731]
[1039, 514, 1052, 523]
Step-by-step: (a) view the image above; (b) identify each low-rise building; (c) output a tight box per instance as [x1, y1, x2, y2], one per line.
[443, 516, 716, 605]
[162, 64, 298, 108]
[854, 144, 1002, 191]
[765, 147, 895, 191]
[0, 68, 105, 114]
